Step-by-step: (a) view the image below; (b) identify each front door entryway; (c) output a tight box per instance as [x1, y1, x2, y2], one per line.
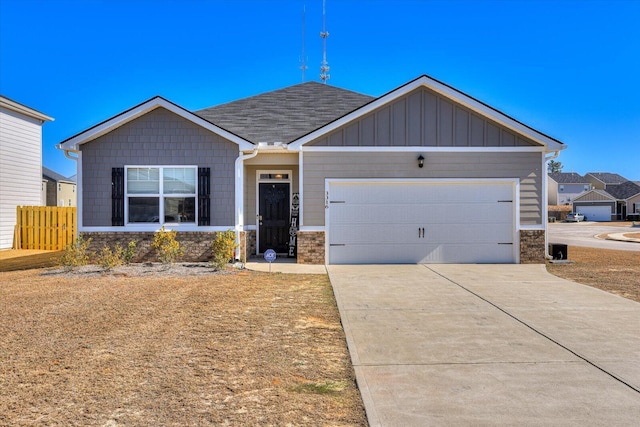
[258, 181, 290, 254]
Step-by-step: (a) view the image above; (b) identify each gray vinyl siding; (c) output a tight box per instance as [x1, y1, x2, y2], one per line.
[80, 107, 238, 226]
[302, 151, 543, 226]
[309, 88, 540, 148]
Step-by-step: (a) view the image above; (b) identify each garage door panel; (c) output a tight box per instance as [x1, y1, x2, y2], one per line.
[329, 243, 515, 264]
[575, 205, 611, 222]
[327, 181, 517, 264]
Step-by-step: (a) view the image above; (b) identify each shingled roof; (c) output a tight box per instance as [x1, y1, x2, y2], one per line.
[43, 166, 75, 184]
[548, 172, 588, 184]
[194, 82, 375, 144]
[603, 180, 640, 200]
[586, 172, 629, 185]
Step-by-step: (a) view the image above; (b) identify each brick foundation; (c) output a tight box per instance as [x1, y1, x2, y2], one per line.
[82, 231, 234, 263]
[519, 229, 546, 263]
[296, 231, 325, 264]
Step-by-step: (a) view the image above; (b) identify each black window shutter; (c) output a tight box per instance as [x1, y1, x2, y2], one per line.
[111, 167, 124, 226]
[198, 167, 211, 226]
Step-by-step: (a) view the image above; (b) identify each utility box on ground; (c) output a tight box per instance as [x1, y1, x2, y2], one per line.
[548, 243, 568, 260]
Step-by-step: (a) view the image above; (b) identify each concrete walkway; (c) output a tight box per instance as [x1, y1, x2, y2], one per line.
[328, 264, 640, 426]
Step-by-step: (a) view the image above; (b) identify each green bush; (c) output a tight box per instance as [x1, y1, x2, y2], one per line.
[59, 234, 92, 271]
[123, 240, 137, 264]
[96, 244, 124, 272]
[211, 230, 237, 270]
[152, 227, 183, 265]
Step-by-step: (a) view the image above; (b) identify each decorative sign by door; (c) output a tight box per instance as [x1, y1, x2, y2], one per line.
[288, 192, 300, 257]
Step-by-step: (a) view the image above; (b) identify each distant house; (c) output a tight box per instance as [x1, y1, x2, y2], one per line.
[547, 172, 591, 205]
[57, 75, 566, 264]
[573, 180, 640, 221]
[585, 172, 628, 191]
[0, 95, 53, 249]
[42, 167, 76, 207]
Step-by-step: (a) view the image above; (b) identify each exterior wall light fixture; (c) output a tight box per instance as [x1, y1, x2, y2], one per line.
[417, 155, 425, 168]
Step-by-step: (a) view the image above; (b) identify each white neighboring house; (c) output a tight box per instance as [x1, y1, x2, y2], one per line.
[547, 172, 591, 205]
[0, 96, 53, 249]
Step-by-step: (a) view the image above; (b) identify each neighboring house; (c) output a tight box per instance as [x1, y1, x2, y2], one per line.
[573, 181, 640, 221]
[585, 172, 628, 190]
[0, 95, 53, 249]
[57, 75, 565, 264]
[42, 166, 77, 207]
[547, 172, 591, 205]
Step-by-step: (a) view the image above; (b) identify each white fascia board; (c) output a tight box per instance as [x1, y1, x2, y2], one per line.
[57, 97, 254, 152]
[290, 76, 565, 152]
[302, 146, 545, 153]
[0, 96, 54, 122]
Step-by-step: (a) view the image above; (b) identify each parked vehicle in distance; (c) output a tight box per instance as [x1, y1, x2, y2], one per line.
[566, 212, 586, 222]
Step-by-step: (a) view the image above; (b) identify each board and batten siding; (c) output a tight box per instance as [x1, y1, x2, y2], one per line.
[574, 191, 613, 202]
[309, 87, 539, 148]
[80, 107, 238, 227]
[302, 151, 543, 226]
[0, 107, 44, 249]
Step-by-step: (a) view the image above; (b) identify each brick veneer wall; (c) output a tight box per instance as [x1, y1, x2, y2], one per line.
[296, 231, 325, 264]
[519, 229, 546, 263]
[245, 230, 256, 259]
[82, 231, 225, 262]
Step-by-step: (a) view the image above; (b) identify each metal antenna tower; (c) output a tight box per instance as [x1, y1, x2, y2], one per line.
[300, 5, 308, 82]
[320, 0, 330, 84]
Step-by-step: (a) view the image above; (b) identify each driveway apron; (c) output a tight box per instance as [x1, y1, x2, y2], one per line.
[327, 264, 640, 426]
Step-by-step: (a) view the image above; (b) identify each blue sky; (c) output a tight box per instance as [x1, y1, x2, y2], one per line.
[1, 0, 638, 180]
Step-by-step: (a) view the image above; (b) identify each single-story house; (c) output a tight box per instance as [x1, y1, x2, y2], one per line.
[573, 180, 640, 221]
[57, 75, 566, 264]
[42, 166, 77, 207]
[547, 172, 591, 205]
[0, 95, 53, 249]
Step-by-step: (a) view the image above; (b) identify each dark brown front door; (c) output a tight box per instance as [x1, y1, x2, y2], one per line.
[259, 183, 290, 253]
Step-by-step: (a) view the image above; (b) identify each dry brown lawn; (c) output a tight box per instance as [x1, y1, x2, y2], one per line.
[1, 244, 638, 426]
[0, 266, 367, 426]
[547, 246, 640, 302]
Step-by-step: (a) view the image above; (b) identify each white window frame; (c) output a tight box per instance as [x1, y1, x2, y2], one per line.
[124, 165, 198, 226]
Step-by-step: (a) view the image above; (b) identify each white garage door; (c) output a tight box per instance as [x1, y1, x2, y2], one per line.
[327, 180, 517, 264]
[575, 205, 611, 222]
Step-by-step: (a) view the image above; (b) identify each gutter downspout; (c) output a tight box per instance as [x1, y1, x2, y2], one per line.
[234, 148, 259, 261]
[56, 144, 80, 237]
[543, 150, 561, 260]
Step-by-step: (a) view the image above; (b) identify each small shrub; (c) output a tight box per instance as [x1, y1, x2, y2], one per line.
[211, 229, 237, 270]
[59, 234, 92, 271]
[123, 240, 137, 264]
[152, 227, 183, 265]
[96, 244, 124, 272]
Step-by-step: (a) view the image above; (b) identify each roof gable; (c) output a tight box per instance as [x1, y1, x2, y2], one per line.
[58, 96, 254, 152]
[42, 166, 74, 183]
[289, 75, 565, 151]
[574, 189, 615, 202]
[194, 82, 374, 144]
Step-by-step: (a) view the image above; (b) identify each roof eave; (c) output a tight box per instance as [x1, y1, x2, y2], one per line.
[57, 97, 254, 152]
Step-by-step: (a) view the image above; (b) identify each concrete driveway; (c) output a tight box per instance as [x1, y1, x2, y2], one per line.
[328, 264, 640, 426]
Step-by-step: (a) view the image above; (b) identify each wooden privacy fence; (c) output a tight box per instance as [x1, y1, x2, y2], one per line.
[14, 206, 77, 250]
